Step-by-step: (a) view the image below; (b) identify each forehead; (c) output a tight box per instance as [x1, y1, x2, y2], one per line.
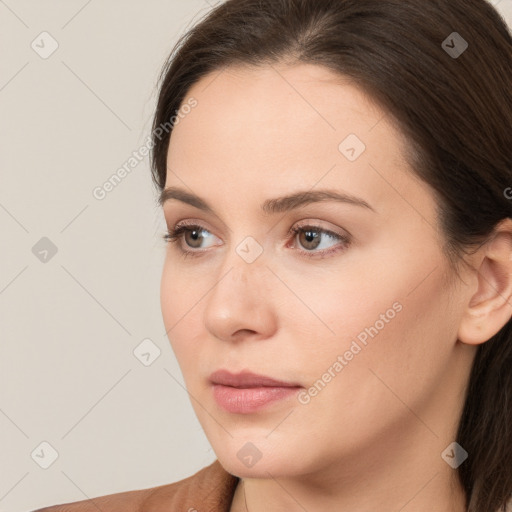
[165, 62, 429, 221]
[172, 61, 386, 145]
[168, 61, 406, 158]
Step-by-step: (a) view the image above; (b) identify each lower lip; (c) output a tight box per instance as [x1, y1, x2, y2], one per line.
[212, 384, 301, 414]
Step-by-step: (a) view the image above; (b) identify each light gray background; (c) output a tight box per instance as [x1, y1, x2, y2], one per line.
[1, 1, 511, 511]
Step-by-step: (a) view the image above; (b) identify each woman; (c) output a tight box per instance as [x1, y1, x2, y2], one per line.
[34, 0, 512, 511]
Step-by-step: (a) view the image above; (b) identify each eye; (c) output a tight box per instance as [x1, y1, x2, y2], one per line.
[163, 221, 218, 252]
[163, 220, 351, 259]
[287, 223, 350, 259]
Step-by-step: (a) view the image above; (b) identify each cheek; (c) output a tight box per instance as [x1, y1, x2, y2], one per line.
[160, 259, 202, 366]
[160, 233, 453, 397]
[296, 248, 455, 428]
[270, 251, 407, 362]
[282, 272, 404, 384]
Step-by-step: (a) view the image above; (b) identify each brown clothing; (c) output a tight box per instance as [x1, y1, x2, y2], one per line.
[31, 459, 239, 512]
[29, 460, 512, 512]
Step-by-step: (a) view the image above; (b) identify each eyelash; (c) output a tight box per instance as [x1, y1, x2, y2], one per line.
[162, 221, 351, 260]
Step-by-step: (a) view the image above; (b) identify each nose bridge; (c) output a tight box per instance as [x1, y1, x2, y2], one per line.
[202, 234, 277, 340]
[218, 234, 267, 290]
[233, 234, 266, 270]
[211, 229, 274, 297]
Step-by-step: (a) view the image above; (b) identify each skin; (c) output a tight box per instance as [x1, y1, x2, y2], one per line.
[160, 62, 512, 512]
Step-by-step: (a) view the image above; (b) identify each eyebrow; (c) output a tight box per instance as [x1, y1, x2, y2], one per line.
[159, 186, 376, 214]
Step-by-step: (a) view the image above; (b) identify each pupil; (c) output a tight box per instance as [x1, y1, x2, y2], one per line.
[186, 229, 202, 248]
[301, 229, 320, 250]
[305, 231, 315, 242]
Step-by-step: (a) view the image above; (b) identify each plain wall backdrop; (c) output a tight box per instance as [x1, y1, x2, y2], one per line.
[1, 1, 511, 511]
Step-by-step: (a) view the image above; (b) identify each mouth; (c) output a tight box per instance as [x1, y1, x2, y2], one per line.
[209, 369, 302, 414]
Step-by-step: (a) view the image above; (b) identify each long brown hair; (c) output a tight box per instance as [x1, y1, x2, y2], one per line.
[149, 1, 512, 510]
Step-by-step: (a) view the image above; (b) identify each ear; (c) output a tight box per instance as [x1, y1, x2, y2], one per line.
[457, 218, 512, 345]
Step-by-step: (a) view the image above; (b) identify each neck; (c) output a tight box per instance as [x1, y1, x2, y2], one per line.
[230, 420, 468, 512]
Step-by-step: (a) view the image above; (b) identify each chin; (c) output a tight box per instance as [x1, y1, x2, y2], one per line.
[213, 440, 307, 479]
[219, 456, 289, 479]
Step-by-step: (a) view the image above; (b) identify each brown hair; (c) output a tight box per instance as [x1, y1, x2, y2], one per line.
[149, 1, 512, 510]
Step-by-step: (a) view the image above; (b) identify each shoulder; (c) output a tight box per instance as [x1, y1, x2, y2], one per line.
[29, 459, 239, 512]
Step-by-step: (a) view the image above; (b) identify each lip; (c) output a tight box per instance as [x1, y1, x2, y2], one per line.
[209, 369, 301, 388]
[209, 370, 302, 414]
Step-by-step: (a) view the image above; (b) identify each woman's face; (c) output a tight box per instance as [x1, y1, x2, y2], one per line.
[160, 62, 474, 480]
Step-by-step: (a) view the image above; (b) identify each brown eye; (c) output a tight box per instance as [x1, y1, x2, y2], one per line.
[163, 224, 217, 253]
[298, 228, 322, 250]
[288, 224, 351, 259]
[183, 227, 207, 249]
[163, 222, 351, 260]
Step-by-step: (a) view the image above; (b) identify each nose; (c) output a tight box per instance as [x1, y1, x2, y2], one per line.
[203, 248, 278, 343]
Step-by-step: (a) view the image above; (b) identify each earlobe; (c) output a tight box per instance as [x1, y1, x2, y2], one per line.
[457, 220, 512, 346]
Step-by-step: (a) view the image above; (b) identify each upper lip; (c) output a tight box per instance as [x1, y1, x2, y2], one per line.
[209, 369, 301, 388]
